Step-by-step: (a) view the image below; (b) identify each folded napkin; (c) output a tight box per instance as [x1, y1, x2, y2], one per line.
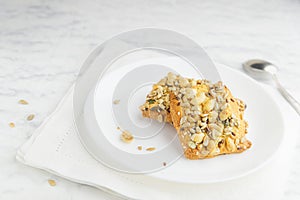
[16, 70, 300, 200]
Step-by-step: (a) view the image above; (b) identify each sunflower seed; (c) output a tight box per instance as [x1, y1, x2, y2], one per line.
[188, 141, 196, 149]
[18, 99, 28, 105]
[48, 179, 56, 187]
[9, 122, 15, 128]
[27, 114, 35, 121]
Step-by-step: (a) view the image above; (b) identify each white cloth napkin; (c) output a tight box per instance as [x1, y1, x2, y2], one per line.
[16, 77, 300, 200]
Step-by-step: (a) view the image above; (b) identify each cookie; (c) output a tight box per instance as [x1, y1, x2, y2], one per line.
[140, 72, 251, 159]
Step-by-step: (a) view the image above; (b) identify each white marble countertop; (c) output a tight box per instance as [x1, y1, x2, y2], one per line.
[1, 0, 299, 199]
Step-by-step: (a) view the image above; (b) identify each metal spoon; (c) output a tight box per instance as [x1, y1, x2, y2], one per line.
[243, 59, 300, 116]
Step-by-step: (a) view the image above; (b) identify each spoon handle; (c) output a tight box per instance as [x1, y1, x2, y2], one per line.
[273, 75, 300, 116]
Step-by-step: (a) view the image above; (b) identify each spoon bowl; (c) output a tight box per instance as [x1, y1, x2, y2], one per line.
[243, 59, 278, 80]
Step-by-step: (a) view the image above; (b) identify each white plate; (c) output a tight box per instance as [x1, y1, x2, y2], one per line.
[82, 57, 284, 183]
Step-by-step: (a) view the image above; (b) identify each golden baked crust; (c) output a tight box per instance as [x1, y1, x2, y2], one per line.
[140, 73, 251, 159]
[140, 79, 172, 123]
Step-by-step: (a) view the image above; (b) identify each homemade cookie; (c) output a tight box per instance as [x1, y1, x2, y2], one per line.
[140, 72, 251, 159]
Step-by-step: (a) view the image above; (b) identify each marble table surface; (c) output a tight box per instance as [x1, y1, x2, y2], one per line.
[0, 0, 299, 199]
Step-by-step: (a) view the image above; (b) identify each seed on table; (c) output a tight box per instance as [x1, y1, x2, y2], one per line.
[146, 147, 156, 151]
[113, 99, 120, 104]
[18, 99, 28, 105]
[48, 179, 56, 186]
[9, 122, 15, 128]
[27, 114, 35, 121]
